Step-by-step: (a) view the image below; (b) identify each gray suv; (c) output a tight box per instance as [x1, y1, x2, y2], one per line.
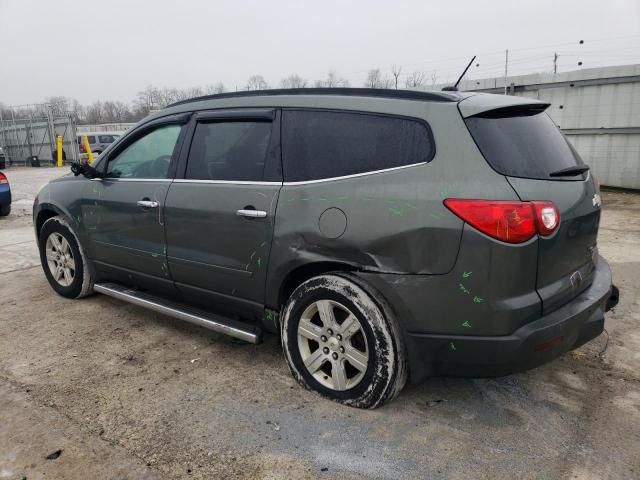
[33, 89, 618, 408]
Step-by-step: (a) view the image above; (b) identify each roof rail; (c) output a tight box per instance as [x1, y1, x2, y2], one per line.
[167, 88, 463, 108]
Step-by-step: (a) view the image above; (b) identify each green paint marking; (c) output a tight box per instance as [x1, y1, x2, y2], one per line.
[473, 296, 484, 303]
[260, 241, 267, 248]
[245, 263, 250, 271]
[337, 195, 349, 201]
[450, 342, 456, 351]
[385, 199, 396, 205]
[388, 207, 403, 216]
[318, 196, 328, 201]
[429, 213, 441, 220]
[462, 321, 471, 328]
[458, 283, 470, 295]
[406, 203, 418, 210]
[440, 190, 449, 198]
[301, 197, 310, 201]
[250, 251, 256, 260]
[462, 271, 472, 278]
[363, 197, 375, 202]
[257, 257, 262, 268]
[287, 197, 295, 203]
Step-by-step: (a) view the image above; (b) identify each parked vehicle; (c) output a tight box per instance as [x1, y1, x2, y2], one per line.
[33, 88, 618, 408]
[77, 131, 122, 156]
[0, 171, 11, 216]
[0, 146, 7, 169]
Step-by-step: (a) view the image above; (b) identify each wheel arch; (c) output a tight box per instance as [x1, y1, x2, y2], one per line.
[35, 204, 72, 237]
[275, 261, 358, 310]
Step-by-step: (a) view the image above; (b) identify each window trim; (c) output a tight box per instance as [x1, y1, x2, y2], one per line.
[280, 107, 436, 183]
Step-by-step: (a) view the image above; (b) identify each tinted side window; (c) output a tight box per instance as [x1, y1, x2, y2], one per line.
[282, 110, 434, 182]
[106, 124, 181, 179]
[98, 134, 116, 143]
[185, 121, 272, 181]
[86, 135, 96, 144]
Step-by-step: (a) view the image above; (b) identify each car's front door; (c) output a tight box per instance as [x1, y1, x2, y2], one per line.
[163, 109, 282, 315]
[82, 115, 189, 288]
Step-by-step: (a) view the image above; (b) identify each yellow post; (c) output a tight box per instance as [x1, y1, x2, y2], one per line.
[56, 135, 63, 167]
[83, 135, 94, 164]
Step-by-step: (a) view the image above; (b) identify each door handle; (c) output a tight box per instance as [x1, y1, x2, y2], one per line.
[137, 200, 159, 208]
[237, 209, 267, 218]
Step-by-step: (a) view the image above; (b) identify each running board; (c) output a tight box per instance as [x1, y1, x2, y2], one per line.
[94, 282, 262, 344]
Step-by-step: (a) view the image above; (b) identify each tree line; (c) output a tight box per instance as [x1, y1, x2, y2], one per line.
[2, 67, 438, 125]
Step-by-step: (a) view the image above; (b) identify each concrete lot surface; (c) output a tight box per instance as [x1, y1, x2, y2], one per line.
[1, 167, 639, 479]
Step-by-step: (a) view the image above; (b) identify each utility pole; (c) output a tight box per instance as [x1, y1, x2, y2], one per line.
[553, 52, 558, 74]
[503, 49, 509, 95]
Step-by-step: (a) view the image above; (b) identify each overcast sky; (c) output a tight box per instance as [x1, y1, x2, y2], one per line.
[1, 0, 639, 105]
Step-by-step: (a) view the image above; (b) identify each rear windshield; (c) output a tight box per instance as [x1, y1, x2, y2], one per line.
[465, 109, 585, 180]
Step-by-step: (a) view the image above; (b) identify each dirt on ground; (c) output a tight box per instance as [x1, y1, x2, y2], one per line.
[0, 167, 639, 480]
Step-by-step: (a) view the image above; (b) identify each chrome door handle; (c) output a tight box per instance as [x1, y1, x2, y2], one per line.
[137, 200, 159, 208]
[236, 209, 267, 218]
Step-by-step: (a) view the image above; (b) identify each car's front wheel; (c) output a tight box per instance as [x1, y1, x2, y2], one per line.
[281, 274, 407, 408]
[39, 215, 94, 299]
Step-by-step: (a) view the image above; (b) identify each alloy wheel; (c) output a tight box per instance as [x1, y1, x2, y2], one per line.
[45, 233, 75, 287]
[297, 299, 369, 391]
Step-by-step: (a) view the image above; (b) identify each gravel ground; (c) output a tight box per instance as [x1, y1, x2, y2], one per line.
[0, 166, 639, 480]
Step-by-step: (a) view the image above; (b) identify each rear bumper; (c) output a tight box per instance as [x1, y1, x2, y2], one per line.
[0, 187, 11, 206]
[403, 255, 614, 379]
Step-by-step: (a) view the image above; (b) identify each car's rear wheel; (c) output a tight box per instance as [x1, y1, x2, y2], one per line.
[0, 204, 10, 216]
[39, 215, 94, 299]
[281, 274, 407, 408]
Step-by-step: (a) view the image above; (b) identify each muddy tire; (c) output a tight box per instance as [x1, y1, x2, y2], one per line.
[281, 273, 407, 408]
[38, 215, 94, 299]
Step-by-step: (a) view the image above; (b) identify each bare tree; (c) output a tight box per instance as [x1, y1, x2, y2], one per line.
[45, 96, 72, 115]
[391, 65, 402, 89]
[246, 75, 268, 91]
[314, 70, 349, 88]
[204, 82, 226, 95]
[364, 69, 393, 88]
[365, 69, 382, 88]
[280, 74, 308, 88]
[430, 71, 438, 87]
[84, 101, 105, 124]
[404, 71, 426, 88]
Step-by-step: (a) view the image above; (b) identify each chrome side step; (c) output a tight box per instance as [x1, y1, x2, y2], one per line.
[94, 282, 262, 344]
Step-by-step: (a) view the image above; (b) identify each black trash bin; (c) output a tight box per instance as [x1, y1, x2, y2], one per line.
[29, 155, 40, 167]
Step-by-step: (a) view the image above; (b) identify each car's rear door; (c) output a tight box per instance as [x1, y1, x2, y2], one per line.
[463, 103, 601, 314]
[163, 109, 282, 315]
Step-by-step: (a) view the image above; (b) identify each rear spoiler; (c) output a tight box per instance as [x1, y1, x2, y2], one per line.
[458, 93, 550, 118]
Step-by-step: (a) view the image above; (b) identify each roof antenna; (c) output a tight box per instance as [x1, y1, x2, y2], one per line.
[442, 55, 476, 91]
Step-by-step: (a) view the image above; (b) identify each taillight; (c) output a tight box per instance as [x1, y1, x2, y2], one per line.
[79, 143, 86, 153]
[532, 201, 560, 236]
[444, 199, 560, 244]
[0, 172, 7, 184]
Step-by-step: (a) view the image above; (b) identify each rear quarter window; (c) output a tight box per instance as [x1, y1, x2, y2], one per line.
[465, 110, 585, 180]
[282, 110, 434, 182]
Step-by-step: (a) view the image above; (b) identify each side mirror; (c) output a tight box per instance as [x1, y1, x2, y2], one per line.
[71, 162, 102, 179]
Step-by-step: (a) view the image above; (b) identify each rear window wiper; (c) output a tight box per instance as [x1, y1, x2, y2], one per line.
[549, 165, 590, 177]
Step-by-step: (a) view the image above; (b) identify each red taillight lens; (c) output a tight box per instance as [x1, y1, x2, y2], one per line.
[444, 199, 560, 244]
[79, 143, 86, 153]
[0, 172, 7, 184]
